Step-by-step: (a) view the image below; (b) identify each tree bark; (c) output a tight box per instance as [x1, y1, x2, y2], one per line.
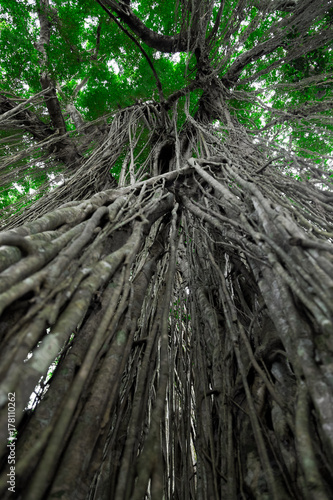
[1, 2, 333, 499]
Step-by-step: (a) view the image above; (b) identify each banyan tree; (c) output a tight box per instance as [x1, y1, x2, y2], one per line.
[0, 0, 333, 498]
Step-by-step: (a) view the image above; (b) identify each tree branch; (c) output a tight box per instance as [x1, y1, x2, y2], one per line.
[223, 1, 332, 86]
[37, 0, 67, 136]
[96, 0, 188, 52]
[34, 0, 82, 166]
[96, 0, 165, 102]
[0, 93, 54, 141]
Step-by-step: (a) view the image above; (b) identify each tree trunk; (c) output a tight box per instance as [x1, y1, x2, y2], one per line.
[1, 0, 333, 497]
[0, 101, 332, 500]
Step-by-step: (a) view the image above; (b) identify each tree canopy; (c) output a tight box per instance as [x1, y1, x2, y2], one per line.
[1, 0, 333, 214]
[1, 1, 333, 499]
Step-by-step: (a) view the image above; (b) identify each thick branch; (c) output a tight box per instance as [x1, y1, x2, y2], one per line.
[98, 2, 165, 101]
[34, 0, 82, 165]
[223, 1, 333, 86]
[0, 94, 54, 141]
[96, 0, 187, 52]
[0, 93, 81, 167]
[37, 0, 67, 136]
